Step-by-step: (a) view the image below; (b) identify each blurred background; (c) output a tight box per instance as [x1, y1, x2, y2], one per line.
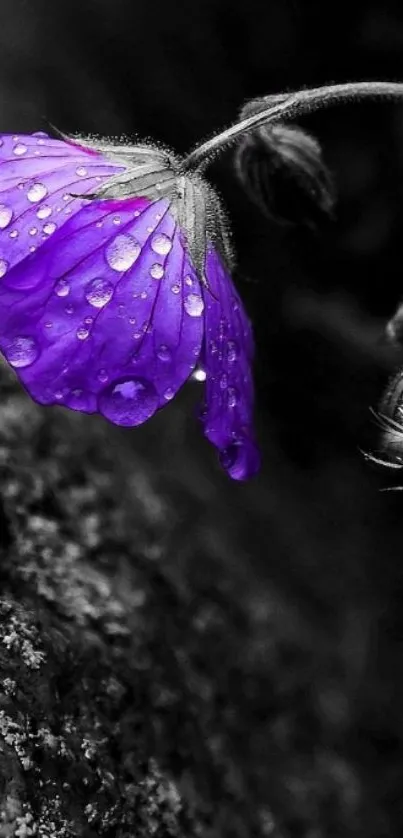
[2, 0, 403, 835]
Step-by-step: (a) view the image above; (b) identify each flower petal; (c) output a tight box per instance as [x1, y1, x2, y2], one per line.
[0, 132, 123, 274]
[200, 248, 260, 480]
[0, 197, 204, 424]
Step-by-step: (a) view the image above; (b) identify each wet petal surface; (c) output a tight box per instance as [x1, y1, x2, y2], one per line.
[0, 132, 123, 273]
[200, 249, 260, 480]
[0, 197, 203, 424]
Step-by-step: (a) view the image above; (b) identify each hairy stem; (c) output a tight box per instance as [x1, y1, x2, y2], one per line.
[182, 81, 403, 171]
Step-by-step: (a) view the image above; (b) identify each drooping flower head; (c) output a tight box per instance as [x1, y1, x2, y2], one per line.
[0, 131, 259, 479]
[1, 81, 402, 479]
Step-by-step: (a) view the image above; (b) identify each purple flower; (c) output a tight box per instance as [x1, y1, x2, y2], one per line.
[0, 131, 259, 480]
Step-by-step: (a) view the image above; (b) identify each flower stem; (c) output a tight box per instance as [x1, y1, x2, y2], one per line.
[182, 81, 403, 172]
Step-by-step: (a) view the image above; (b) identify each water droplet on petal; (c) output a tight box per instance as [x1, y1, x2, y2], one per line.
[97, 369, 109, 383]
[63, 194, 70, 201]
[43, 222, 56, 235]
[13, 143, 27, 156]
[29, 246, 36, 253]
[98, 376, 158, 426]
[76, 166, 87, 177]
[140, 291, 147, 300]
[227, 387, 237, 408]
[220, 373, 228, 389]
[33, 131, 48, 138]
[44, 321, 53, 329]
[227, 341, 238, 363]
[106, 234, 141, 271]
[9, 230, 18, 239]
[55, 279, 70, 297]
[184, 294, 204, 317]
[209, 340, 218, 355]
[54, 389, 65, 400]
[163, 387, 174, 401]
[117, 305, 126, 317]
[84, 316, 93, 325]
[29, 227, 37, 236]
[113, 216, 121, 225]
[157, 345, 171, 362]
[85, 278, 114, 308]
[171, 284, 180, 295]
[151, 233, 172, 255]
[76, 326, 90, 340]
[65, 304, 74, 315]
[150, 263, 164, 280]
[192, 367, 206, 382]
[27, 183, 48, 202]
[0, 205, 13, 229]
[0, 259, 8, 277]
[185, 275, 193, 286]
[6, 336, 39, 368]
[36, 205, 52, 219]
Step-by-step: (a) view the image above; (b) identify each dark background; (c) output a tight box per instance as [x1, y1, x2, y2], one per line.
[2, 1, 403, 836]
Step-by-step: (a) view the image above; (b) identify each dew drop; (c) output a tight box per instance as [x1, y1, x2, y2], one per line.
[185, 275, 193, 286]
[129, 317, 136, 325]
[29, 246, 36, 253]
[113, 216, 121, 225]
[227, 341, 238, 363]
[44, 321, 53, 329]
[147, 226, 154, 233]
[84, 316, 93, 326]
[27, 183, 48, 203]
[150, 263, 164, 280]
[220, 373, 228, 390]
[55, 279, 70, 297]
[192, 367, 206, 382]
[13, 143, 27, 156]
[65, 304, 74, 315]
[106, 234, 141, 271]
[117, 305, 126, 317]
[85, 278, 114, 308]
[140, 291, 147, 300]
[97, 369, 109, 383]
[157, 344, 171, 362]
[43, 222, 56, 235]
[76, 166, 87, 177]
[171, 284, 180, 295]
[9, 230, 18, 239]
[0, 259, 8, 277]
[33, 131, 48, 138]
[209, 340, 218, 355]
[184, 293, 204, 317]
[151, 233, 172, 255]
[98, 376, 158, 426]
[0, 205, 13, 229]
[36, 205, 52, 219]
[227, 387, 237, 408]
[76, 326, 90, 341]
[63, 194, 70, 201]
[54, 389, 65, 401]
[6, 336, 39, 368]
[29, 227, 37, 236]
[163, 387, 174, 401]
